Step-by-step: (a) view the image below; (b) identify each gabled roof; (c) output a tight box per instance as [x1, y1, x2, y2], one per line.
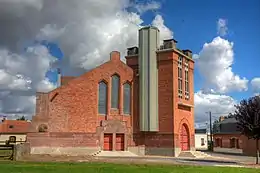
[45, 51, 133, 96]
[0, 120, 31, 134]
[61, 76, 75, 86]
[195, 128, 207, 134]
[218, 117, 238, 124]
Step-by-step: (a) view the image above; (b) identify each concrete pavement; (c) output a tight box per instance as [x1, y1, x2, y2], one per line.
[201, 151, 256, 164]
[92, 150, 259, 168]
[92, 155, 259, 168]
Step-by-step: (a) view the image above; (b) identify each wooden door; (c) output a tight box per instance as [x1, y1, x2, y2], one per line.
[180, 124, 189, 151]
[103, 134, 113, 151]
[116, 134, 124, 151]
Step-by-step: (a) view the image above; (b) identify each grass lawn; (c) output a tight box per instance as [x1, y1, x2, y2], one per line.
[0, 149, 12, 160]
[0, 161, 258, 173]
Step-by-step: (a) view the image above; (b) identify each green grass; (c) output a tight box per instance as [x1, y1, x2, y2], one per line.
[0, 150, 12, 160]
[0, 162, 258, 173]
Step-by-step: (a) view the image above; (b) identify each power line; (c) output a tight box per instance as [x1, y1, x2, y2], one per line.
[210, 112, 231, 115]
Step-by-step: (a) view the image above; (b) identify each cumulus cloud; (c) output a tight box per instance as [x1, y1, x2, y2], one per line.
[132, 1, 161, 14]
[0, 45, 56, 116]
[0, 0, 173, 119]
[193, 19, 247, 126]
[195, 37, 248, 93]
[194, 90, 237, 125]
[217, 18, 228, 37]
[152, 15, 173, 43]
[251, 77, 260, 94]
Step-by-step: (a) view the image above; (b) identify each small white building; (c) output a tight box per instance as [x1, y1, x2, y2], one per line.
[195, 128, 208, 150]
[0, 119, 31, 144]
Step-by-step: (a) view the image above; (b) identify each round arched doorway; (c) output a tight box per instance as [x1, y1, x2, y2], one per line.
[180, 124, 190, 151]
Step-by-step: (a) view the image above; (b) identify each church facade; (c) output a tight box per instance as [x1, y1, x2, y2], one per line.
[27, 26, 195, 157]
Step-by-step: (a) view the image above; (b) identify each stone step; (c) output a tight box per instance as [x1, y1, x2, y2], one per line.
[94, 151, 138, 157]
[192, 151, 212, 158]
[178, 151, 212, 158]
[178, 151, 196, 158]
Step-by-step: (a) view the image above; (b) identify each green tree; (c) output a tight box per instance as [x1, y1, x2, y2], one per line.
[16, 115, 26, 121]
[229, 96, 260, 164]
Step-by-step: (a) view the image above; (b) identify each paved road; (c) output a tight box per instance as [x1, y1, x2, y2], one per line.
[201, 151, 256, 164]
[95, 156, 250, 168]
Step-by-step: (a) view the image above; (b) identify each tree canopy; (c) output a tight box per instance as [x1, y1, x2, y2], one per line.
[229, 95, 260, 164]
[16, 115, 26, 121]
[229, 96, 260, 140]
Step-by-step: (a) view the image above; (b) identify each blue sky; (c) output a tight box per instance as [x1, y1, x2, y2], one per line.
[158, 0, 260, 100]
[45, 0, 260, 101]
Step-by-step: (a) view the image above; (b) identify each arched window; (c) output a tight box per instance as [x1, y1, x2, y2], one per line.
[38, 124, 48, 132]
[111, 75, 120, 109]
[123, 83, 131, 114]
[98, 81, 107, 114]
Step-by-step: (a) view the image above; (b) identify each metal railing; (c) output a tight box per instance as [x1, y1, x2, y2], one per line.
[0, 140, 26, 160]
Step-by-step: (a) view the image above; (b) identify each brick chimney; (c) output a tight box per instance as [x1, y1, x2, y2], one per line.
[219, 116, 225, 122]
[183, 49, 192, 58]
[57, 68, 61, 87]
[127, 47, 138, 56]
[163, 39, 178, 49]
[110, 51, 120, 61]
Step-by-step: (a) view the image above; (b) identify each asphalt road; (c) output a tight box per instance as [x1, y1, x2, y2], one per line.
[95, 156, 244, 167]
[201, 151, 256, 164]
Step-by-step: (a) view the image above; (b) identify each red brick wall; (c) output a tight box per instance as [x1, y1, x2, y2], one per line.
[61, 76, 75, 86]
[157, 54, 174, 133]
[242, 136, 260, 156]
[126, 54, 175, 148]
[158, 50, 195, 149]
[31, 51, 134, 134]
[126, 50, 195, 149]
[213, 134, 243, 149]
[174, 53, 195, 149]
[125, 57, 140, 137]
[131, 132, 174, 148]
[30, 93, 49, 132]
[31, 49, 195, 151]
[27, 132, 97, 147]
[35, 92, 49, 117]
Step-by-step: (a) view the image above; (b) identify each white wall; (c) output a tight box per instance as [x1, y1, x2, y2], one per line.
[195, 134, 208, 150]
[0, 134, 27, 144]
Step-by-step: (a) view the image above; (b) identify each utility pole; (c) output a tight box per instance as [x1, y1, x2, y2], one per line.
[209, 111, 213, 151]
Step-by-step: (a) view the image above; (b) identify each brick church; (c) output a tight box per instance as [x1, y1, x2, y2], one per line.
[27, 26, 195, 157]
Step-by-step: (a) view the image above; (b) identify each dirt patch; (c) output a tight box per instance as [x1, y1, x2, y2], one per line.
[20, 154, 195, 167]
[22, 154, 94, 162]
[18, 154, 260, 169]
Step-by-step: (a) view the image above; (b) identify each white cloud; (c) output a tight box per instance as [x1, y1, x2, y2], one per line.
[0, 0, 173, 119]
[217, 18, 228, 37]
[0, 1, 245, 127]
[0, 0, 43, 10]
[0, 45, 57, 118]
[152, 15, 173, 44]
[133, 1, 161, 14]
[194, 90, 237, 125]
[193, 18, 248, 127]
[251, 77, 260, 94]
[195, 36, 248, 93]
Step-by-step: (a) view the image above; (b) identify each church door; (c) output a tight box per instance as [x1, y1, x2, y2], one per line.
[180, 124, 190, 151]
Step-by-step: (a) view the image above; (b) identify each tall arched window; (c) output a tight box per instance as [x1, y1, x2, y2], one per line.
[111, 74, 120, 109]
[123, 83, 131, 114]
[98, 81, 107, 114]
